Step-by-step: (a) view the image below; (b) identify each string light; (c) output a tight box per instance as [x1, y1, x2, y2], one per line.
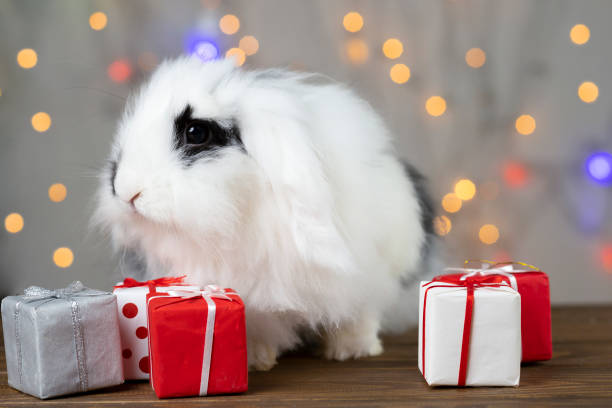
[49, 183, 67, 202]
[515, 114, 536, 135]
[585, 151, 612, 185]
[31, 112, 51, 132]
[479, 224, 499, 245]
[382, 38, 403, 59]
[345, 38, 369, 64]
[465, 48, 486, 68]
[89, 12, 107, 31]
[454, 179, 476, 200]
[225, 48, 246, 66]
[425, 96, 446, 117]
[219, 14, 240, 35]
[108, 59, 132, 83]
[503, 161, 529, 188]
[5, 213, 24, 234]
[442, 193, 462, 213]
[578, 81, 598, 103]
[389, 63, 410, 84]
[17, 48, 37, 69]
[570, 24, 590, 45]
[434, 215, 452, 236]
[239, 35, 259, 56]
[53, 247, 74, 268]
[343, 12, 363, 33]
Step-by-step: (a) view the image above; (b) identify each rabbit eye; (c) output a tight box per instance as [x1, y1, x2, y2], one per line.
[173, 104, 244, 163]
[185, 121, 212, 146]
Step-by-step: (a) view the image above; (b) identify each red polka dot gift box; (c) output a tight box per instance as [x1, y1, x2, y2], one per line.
[113, 277, 200, 380]
[146, 286, 248, 398]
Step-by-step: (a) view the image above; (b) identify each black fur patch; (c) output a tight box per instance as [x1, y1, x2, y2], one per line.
[173, 105, 243, 163]
[402, 161, 435, 253]
[110, 159, 118, 196]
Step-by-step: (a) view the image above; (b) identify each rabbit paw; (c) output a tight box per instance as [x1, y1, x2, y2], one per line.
[324, 317, 383, 361]
[248, 341, 278, 371]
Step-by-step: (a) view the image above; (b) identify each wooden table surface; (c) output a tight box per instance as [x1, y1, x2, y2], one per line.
[1, 306, 611, 407]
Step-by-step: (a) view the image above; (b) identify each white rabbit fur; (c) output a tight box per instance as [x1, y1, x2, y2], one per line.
[95, 57, 434, 370]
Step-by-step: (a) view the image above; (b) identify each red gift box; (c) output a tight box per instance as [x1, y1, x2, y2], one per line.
[146, 286, 248, 398]
[436, 261, 552, 362]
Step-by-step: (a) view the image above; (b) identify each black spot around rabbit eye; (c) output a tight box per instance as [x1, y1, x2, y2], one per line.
[173, 104, 244, 164]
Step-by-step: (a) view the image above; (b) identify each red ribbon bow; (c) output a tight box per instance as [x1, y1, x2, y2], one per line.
[113, 275, 188, 293]
[422, 275, 512, 386]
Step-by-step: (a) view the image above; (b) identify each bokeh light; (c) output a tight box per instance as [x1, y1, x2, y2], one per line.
[239, 35, 259, 55]
[434, 215, 452, 236]
[578, 81, 599, 103]
[219, 14, 240, 35]
[515, 114, 536, 135]
[585, 151, 612, 185]
[17, 48, 37, 69]
[382, 38, 403, 59]
[390, 63, 410, 84]
[53, 247, 74, 268]
[49, 183, 67, 202]
[108, 59, 132, 83]
[454, 179, 476, 200]
[465, 48, 486, 68]
[31, 112, 51, 132]
[442, 193, 462, 213]
[184, 31, 219, 62]
[89, 12, 108, 31]
[226, 47, 246, 66]
[346, 38, 369, 64]
[600, 244, 612, 272]
[425, 96, 446, 117]
[503, 161, 530, 188]
[5, 213, 24, 234]
[479, 224, 499, 245]
[570, 24, 590, 45]
[343, 12, 363, 33]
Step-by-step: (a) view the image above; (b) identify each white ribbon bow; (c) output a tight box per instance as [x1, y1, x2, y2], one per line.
[444, 264, 531, 291]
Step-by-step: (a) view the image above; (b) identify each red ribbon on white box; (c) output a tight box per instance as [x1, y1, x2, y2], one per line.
[148, 285, 236, 396]
[421, 277, 513, 386]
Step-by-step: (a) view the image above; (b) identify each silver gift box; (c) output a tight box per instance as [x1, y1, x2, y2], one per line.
[1, 281, 124, 399]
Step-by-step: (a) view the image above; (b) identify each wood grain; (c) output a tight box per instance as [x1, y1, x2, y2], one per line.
[1, 306, 611, 407]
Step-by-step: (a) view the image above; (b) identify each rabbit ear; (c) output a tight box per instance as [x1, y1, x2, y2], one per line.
[241, 88, 355, 274]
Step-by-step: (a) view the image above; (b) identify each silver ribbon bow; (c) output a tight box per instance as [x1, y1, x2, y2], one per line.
[14, 281, 110, 392]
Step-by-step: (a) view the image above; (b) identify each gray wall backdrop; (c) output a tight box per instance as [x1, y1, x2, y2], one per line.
[1, 0, 611, 303]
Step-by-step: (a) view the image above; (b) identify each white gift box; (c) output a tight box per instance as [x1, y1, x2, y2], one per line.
[418, 280, 522, 386]
[113, 282, 200, 380]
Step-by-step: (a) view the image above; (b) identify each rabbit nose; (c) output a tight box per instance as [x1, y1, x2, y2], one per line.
[128, 192, 141, 207]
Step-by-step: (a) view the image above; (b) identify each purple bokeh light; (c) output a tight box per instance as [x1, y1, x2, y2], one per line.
[184, 31, 219, 62]
[585, 151, 612, 185]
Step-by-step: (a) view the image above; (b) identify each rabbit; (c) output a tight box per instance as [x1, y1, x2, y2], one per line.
[94, 56, 436, 371]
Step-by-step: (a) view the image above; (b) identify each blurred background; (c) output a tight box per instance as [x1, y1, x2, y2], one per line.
[1, 0, 611, 303]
